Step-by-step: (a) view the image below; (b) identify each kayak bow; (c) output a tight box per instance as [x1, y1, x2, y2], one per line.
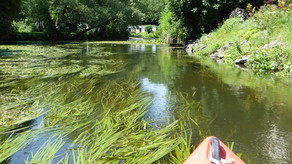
[184, 136, 245, 164]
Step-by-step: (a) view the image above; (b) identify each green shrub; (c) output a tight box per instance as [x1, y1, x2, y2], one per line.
[189, 6, 292, 77]
[145, 25, 152, 33]
[12, 20, 33, 32]
[223, 43, 243, 63]
[247, 47, 292, 75]
[241, 29, 260, 41]
[219, 17, 242, 33]
[159, 11, 186, 40]
[193, 42, 224, 56]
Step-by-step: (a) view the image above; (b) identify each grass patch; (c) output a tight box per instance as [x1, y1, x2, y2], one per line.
[189, 7, 292, 77]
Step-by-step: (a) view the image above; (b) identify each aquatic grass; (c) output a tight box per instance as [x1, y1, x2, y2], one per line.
[0, 42, 126, 128]
[227, 142, 242, 158]
[0, 131, 36, 163]
[0, 90, 43, 127]
[168, 122, 193, 164]
[22, 76, 204, 163]
[70, 117, 182, 163]
[26, 137, 65, 164]
[0, 42, 208, 163]
[20, 80, 185, 163]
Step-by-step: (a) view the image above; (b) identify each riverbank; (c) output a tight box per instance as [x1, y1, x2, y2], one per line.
[186, 6, 292, 77]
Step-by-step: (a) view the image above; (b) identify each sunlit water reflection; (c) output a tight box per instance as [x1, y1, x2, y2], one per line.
[140, 77, 172, 125]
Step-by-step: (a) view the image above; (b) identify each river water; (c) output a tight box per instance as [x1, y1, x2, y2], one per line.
[2, 42, 292, 163]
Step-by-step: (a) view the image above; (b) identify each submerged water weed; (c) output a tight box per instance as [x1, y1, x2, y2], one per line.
[70, 111, 182, 163]
[168, 122, 193, 163]
[0, 43, 120, 79]
[23, 79, 194, 164]
[0, 130, 36, 162]
[0, 43, 205, 163]
[0, 80, 43, 127]
[0, 43, 125, 128]
[25, 137, 65, 164]
[1, 76, 204, 163]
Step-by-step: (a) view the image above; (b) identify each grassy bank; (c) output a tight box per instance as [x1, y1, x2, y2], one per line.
[188, 6, 292, 77]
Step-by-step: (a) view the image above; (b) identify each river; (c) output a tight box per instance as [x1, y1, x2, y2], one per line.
[1, 42, 292, 163]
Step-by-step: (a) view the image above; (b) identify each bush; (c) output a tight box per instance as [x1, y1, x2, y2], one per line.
[247, 47, 292, 75]
[219, 17, 242, 33]
[145, 25, 152, 33]
[223, 43, 243, 64]
[12, 20, 33, 32]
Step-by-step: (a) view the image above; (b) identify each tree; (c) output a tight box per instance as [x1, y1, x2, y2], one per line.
[19, 0, 145, 40]
[0, 0, 21, 41]
[135, 0, 165, 24]
[145, 25, 152, 33]
[20, 0, 53, 33]
[159, 0, 263, 42]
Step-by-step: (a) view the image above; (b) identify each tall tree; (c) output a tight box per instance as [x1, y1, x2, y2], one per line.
[20, 0, 144, 40]
[0, 0, 21, 41]
[21, 0, 52, 32]
[135, 0, 165, 24]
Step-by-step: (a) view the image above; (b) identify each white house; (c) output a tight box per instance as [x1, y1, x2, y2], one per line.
[128, 25, 157, 33]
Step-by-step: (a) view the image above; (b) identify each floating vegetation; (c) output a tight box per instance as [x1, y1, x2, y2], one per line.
[0, 42, 203, 163]
[0, 42, 126, 128]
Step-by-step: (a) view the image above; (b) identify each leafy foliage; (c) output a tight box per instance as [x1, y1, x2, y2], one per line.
[0, 0, 21, 41]
[189, 6, 292, 76]
[134, 0, 165, 24]
[145, 25, 153, 33]
[8, 0, 166, 41]
[13, 0, 146, 40]
[159, 0, 262, 42]
[247, 47, 292, 75]
[218, 17, 242, 33]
